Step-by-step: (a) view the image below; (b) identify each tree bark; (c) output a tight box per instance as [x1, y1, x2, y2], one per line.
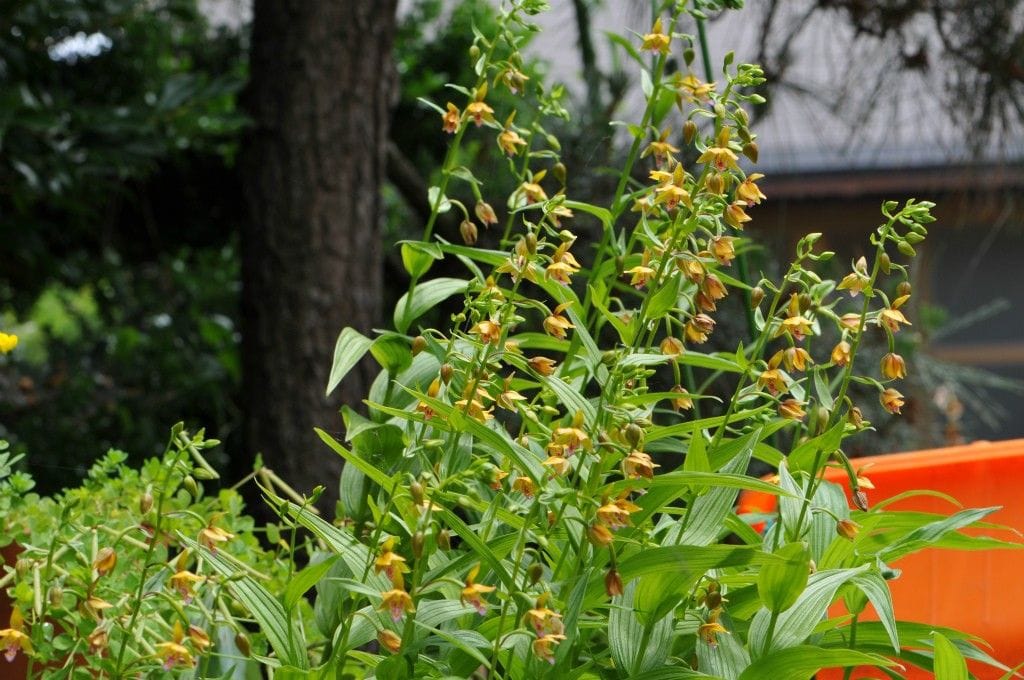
[240, 0, 397, 508]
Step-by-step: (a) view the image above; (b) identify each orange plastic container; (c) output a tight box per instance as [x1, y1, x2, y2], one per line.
[737, 439, 1024, 679]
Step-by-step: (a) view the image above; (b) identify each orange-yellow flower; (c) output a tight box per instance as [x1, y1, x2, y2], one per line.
[442, 102, 460, 133]
[778, 399, 806, 421]
[711, 236, 735, 266]
[460, 565, 497, 615]
[670, 385, 693, 411]
[701, 274, 728, 301]
[588, 522, 614, 547]
[525, 605, 562, 636]
[533, 633, 567, 664]
[880, 387, 905, 414]
[528, 356, 557, 376]
[623, 450, 659, 479]
[757, 368, 787, 395]
[542, 454, 571, 477]
[596, 496, 642, 530]
[881, 352, 907, 379]
[724, 201, 752, 229]
[699, 621, 728, 647]
[513, 476, 535, 498]
[641, 17, 671, 54]
[471, 319, 502, 345]
[544, 302, 574, 339]
[736, 173, 766, 205]
[155, 622, 195, 671]
[778, 314, 814, 342]
[199, 523, 234, 553]
[879, 307, 911, 333]
[498, 128, 527, 155]
[654, 183, 692, 211]
[466, 100, 494, 127]
[93, 547, 117, 576]
[170, 570, 205, 603]
[831, 341, 851, 366]
[552, 424, 591, 454]
[698, 146, 739, 172]
[378, 629, 402, 654]
[780, 347, 813, 372]
[0, 617, 31, 663]
[380, 588, 415, 623]
[374, 540, 410, 582]
[685, 314, 716, 344]
[642, 128, 680, 166]
[605, 568, 624, 597]
[660, 336, 684, 358]
[836, 518, 860, 541]
[475, 201, 498, 225]
[677, 73, 715, 102]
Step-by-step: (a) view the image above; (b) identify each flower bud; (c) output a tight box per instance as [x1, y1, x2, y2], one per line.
[605, 568, 624, 597]
[896, 281, 912, 297]
[93, 547, 117, 577]
[49, 585, 63, 607]
[706, 172, 725, 195]
[836, 519, 860, 541]
[683, 120, 697, 145]
[235, 632, 252, 657]
[623, 423, 644, 448]
[139, 490, 154, 515]
[878, 252, 891, 274]
[553, 162, 567, 185]
[16, 558, 31, 578]
[742, 141, 759, 163]
[412, 531, 425, 559]
[469, 45, 480, 59]
[410, 480, 425, 506]
[897, 240, 916, 257]
[778, 399, 806, 421]
[378, 629, 402, 654]
[683, 47, 695, 65]
[475, 201, 498, 225]
[660, 336, 684, 358]
[750, 286, 765, 309]
[854, 489, 870, 512]
[460, 220, 478, 246]
[411, 335, 427, 356]
[528, 562, 544, 585]
[588, 522, 614, 547]
[880, 352, 907, 380]
[440, 363, 454, 384]
[437, 529, 452, 551]
[704, 590, 723, 610]
[183, 475, 199, 498]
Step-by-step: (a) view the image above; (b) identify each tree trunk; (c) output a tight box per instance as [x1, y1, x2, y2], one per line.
[240, 0, 397, 508]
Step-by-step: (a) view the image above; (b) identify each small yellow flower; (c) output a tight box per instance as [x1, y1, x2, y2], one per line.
[199, 524, 234, 553]
[699, 621, 728, 647]
[736, 173, 766, 205]
[588, 522, 614, 547]
[378, 629, 402, 654]
[641, 17, 671, 54]
[701, 274, 728, 301]
[533, 633, 567, 664]
[778, 398, 806, 421]
[471, 319, 502, 345]
[0, 332, 18, 354]
[454, 398, 494, 423]
[831, 341, 852, 366]
[460, 565, 497, 615]
[597, 496, 642, 530]
[757, 369, 788, 395]
[442, 102, 461, 134]
[170, 570, 205, 603]
[836, 518, 860, 541]
[0, 625, 31, 663]
[93, 547, 117, 576]
[623, 450, 659, 479]
[677, 255, 706, 283]
[624, 264, 656, 289]
[543, 302, 574, 339]
[552, 425, 591, 454]
[466, 100, 494, 127]
[881, 352, 907, 379]
[155, 622, 195, 670]
[698, 146, 739, 172]
[188, 625, 212, 653]
[879, 307, 911, 333]
[525, 604, 562, 636]
[880, 387, 905, 414]
[724, 201, 752, 229]
[475, 201, 498, 225]
[778, 314, 814, 342]
[685, 314, 716, 345]
[677, 73, 715, 102]
[654, 183, 692, 211]
[670, 385, 693, 411]
[498, 128, 527, 155]
[542, 454, 571, 477]
[528, 356, 557, 376]
[711, 236, 736, 266]
[380, 588, 415, 623]
[87, 626, 109, 655]
[374, 540, 410, 582]
[660, 336, 684, 358]
[642, 128, 680, 166]
[781, 347, 813, 372]
[513, 476, 535, 498]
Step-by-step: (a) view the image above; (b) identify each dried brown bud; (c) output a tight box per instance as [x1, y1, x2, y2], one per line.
[853, 489, 870, 512]
[605, 568, 624, 597]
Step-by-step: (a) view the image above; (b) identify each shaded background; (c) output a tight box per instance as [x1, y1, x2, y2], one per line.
[1, 0, 1021, 494]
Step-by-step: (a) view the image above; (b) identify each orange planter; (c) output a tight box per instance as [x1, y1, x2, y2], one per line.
[737, 439, 1024, 679]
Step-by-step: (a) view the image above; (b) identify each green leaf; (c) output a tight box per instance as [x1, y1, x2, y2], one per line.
[180, 536, 307, 669]
[880, 506, 1003, 561]
[590, 285, 634, 344]
[427, 185, 452, 213]
[748, 566, 869, 655]
[645, 274, 681, 320]
[683, 430, 709, 473]
[399, 241, 443, 278]
[369, 332, 413, 375]
[326, 327, 373, 396]
[932, 632, 969, 680]
[434, 508, 514, 590]
[316, 428, 393, 489]
[850, 573, 899, 652]
[758, 542, 810, 613]
[813, 369, 834, 410]
[737, 646, 893, 680]
[284, 555, 339, 611]
[393, 277, 468, 333]
[696, 618, 749, 680]
[539, 374, 597, 426]
[563, 200, 612, 228]
[609, 580, 673, 674]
